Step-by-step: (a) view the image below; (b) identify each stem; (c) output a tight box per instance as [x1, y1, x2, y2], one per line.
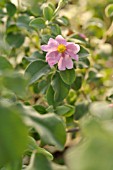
[102, 21, 113, 43]
[17, 0, 20, 10]
[51, 0, 69, 21]
[66, 127, 80, 133]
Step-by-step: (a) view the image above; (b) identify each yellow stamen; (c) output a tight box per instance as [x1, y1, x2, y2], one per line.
[57, 44, 66, 53]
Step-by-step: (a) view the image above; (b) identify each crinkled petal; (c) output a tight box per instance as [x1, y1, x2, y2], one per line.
[64, 55, 73, 69]
[66, 43, 80, 61]
[48, 38, 59, 47]
[66, 43, 80, 54]
[58, 55, 73, 70]
[56, 35, 67, 45]
[46, 51, 61, 67]
[46, 51, 60, 61]
[47, 58, 58, 67]
[41, 45, 50, 52]
[58, 57, 66, 70]
[41, 38, 58, 52]
[66, 51, 79, 61]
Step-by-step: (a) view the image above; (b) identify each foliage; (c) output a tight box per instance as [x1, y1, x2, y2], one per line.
[0, 0, 113, 169]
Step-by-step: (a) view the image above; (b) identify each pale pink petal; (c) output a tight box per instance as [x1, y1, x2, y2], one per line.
[41, 38, 58, 52]
[66, 51, 79, 61]
[47, 58, 58, 67]
[66, 43, 80, 54]
[46, 51, 61, 67]
[46, 51, 60, 61]
[64, 55, 73, 69]
[72, 54, 78, 61]
[56, 35, 67, 45]
[66, 43, 80, 61]
[41, 45, 50, 52]
[58, 57, 66, 70]
[48, 38, 59, 47]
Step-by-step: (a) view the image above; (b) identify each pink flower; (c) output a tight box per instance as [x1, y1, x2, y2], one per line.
[41, 35, 80, 71]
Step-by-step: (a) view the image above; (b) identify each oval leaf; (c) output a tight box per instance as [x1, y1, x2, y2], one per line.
[59, 69, 76, 85]
[105, 4, 113, 17]
[6, 2, 16, 17]
[89, 102, 113, 120]
[25, 60, 50, 85]
[29, 18, 45, 29]
[78, 46, 90, 58]
[27, 137, 53, 160]
[26, 152, 52, 170]
[43, 6, 54, 21]
[0, 56, 13, 72]
[5, 33, 25, 48]
[0, 104, 28, 166]
[46, 85, 55, 106]
[17, 104, 66, 150]
[51, 72, 70, 102]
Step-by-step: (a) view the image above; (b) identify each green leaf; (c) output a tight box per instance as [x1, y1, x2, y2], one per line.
[0, 0, 6, 7]
[66, 90, 77, 105]
[2, 73, 29, 98]
[72, 74, 83, 91]
[6, 2, 16, 17]
[78, 46, 90, 58]
[57, 16, 69, 26]
[29, 18, 45, 29]
[78, 58, 90, 69]
[5, 33, 25, 48]
[107, 94, 113, 102]
[17, 104, 66, 150]
[55, 105, 75, 117]
[26, 152, 52, 170]
[43, 6, 54, 21]
[0, 104, 28, 166]
[33, 105, 47, 114]
[51, 72, 70, 102]
[38, 79, 50, 94]
[74, 102, 88, 120]
[87, 68, 102, 83]
[66, 119, 113, 170]
[25, 60, 50, 85]
[51, 24, 61, 36]
[27, 136, 38, 152]
[59, 69, 76, 85]
[46, 85, 55, 106]
[6, 25, 19, 34]
[27, 136, 53, 160]
[105, 4, 113, 17]
[0, 56, 13, 72]
[21, 0, 42, 16]
[5, 159, 22, 170]
[41, 34, 52, 44]
[84, 19, 105, 38]
[89, 102, 113, 120]
[16, 15, 31, 29]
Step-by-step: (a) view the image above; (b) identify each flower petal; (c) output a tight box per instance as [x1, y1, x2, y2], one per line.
[64, 55, 73, 69]
[66, 43, 80, 54]
[48, 38, 59, 47]
[47, 58, 58, 67]
[58, 57, 66, 70]
[66, 51, 79, 61]
[56, 35, 67, 45]
[46, 51, 61, 67]
[41, 38, 58, 52]
[46, 51, 60, 61]
[66, 43, 80, 61]
[41, 45, 50, 52]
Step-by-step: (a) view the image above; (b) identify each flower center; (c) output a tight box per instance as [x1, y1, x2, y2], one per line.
[57, 44, 66, 53]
